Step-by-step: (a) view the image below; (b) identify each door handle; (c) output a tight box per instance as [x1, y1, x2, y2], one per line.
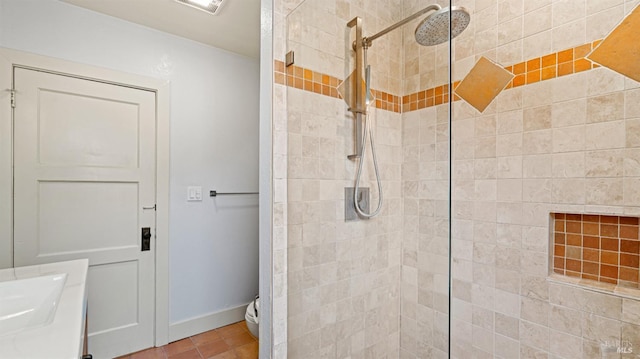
[141, 227, 151, 251]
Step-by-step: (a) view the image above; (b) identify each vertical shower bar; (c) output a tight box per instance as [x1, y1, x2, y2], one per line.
[347, 16, 365, 160]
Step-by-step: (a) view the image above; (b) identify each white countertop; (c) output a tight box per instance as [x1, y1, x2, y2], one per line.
[0, 259, 89, 359]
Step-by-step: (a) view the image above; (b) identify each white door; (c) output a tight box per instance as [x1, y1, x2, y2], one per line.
[13, 68, 156, 358]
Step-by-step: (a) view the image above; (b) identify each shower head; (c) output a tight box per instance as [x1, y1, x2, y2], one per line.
[415, 6, 471, 46]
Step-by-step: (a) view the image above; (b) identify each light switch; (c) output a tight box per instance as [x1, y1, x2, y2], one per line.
[187, 186, 202, 201]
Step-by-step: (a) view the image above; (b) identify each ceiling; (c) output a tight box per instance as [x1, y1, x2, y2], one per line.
[61, 0, 261, 58]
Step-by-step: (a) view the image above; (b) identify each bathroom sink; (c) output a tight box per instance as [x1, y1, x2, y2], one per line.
[0, 259, 88, 358]
[0, 272, 68, 336]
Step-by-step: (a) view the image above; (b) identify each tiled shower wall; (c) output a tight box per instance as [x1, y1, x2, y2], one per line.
[435, 0, 640, 358]
[274, 0, 640, 358]
[275, 0, 405, 357]
[399, 0, 453, 358]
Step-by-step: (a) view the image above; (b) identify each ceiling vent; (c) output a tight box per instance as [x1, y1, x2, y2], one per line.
[175, 0, 225, 15]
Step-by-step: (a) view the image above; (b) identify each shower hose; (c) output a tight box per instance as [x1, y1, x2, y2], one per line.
[353, 110, 383, 218]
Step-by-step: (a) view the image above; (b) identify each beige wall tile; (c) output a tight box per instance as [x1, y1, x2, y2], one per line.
[585, 120, 625, 150]
[497, 110, 524, 134]
[523, 154, 551, 178]
[552, 99, 587, 128]
[587, 92, 625, 123]
[524, 0, 552, 13]
[587, 68, 626, 96]
[581, 312, 622, 342]
[549, 330, 583, 358]
[523, 81, 554, 108]
[585, 150, 624, 177]
[587, 0, 625, 15]
[523, 179, 553, 202]
[552, 152, 586, 178]
[552, 73, 589, 102]
[497, 40, 524, 65]
[498, 16, 523, 45]
[523, 30, 553, 60]
[520, 320, 550, 351]
[524, 4, 552, 37]
[524, 105, 552, 131]
[583, 291, 623, 320]
[553, 19, 587, 51]
[523, 129, 553, 154]
[625, 118, 640, 147]
[622, 298, 640, 323]
[495, 334, 521, 358]
[585, 178, 624, 205]
[587, 5, 625, 40]
[552, 178, 586, 204]
[553, 0, 586, 26]
[549, 304, 582, 336]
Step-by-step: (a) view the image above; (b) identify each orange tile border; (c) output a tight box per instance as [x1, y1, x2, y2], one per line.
[398, 41, 603, 112]
[275, 40, 604, 114]
[274, 60, 401, 113]
[504, 41, 601, 89]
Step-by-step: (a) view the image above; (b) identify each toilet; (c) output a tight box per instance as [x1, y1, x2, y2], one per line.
[245, 296, 259, 339]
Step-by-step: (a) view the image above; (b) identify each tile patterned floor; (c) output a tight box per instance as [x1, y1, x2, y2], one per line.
[117, 322, 258, 359]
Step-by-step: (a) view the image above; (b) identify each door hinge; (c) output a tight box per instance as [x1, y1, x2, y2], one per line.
[10, 90, 15, 108]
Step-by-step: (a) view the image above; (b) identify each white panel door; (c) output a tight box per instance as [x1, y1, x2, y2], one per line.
[13, 68, 156, 358]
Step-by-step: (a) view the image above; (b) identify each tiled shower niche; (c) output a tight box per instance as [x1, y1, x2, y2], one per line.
[552, 213, 640, 288]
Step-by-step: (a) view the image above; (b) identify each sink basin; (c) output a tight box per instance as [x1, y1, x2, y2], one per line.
[0, 273, 68, 336]
[0, 259, 88, 358]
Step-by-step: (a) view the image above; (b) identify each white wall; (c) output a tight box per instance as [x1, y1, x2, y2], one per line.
[0, 0, 259, 327]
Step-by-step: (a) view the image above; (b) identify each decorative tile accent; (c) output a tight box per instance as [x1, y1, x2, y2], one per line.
[336, 70, 369, 111]
[552, 213, 640, 288]
[587, 4, 640, 82]
[454, 56, 514, 113]
[276, 41, 604, 114]
[274, 60, 401, 113]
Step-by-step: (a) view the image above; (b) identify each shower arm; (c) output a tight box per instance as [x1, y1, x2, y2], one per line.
[361, 4, 442, 48]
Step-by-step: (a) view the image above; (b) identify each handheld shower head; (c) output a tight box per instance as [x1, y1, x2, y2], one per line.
[415, 6, 471, 46]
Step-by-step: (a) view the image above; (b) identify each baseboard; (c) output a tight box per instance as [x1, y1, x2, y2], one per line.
[168, 303, 248, 342]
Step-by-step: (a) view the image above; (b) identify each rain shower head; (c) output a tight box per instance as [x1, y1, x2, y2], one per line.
[415, 6, 471, 46]
[361, 4, 470, 49]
